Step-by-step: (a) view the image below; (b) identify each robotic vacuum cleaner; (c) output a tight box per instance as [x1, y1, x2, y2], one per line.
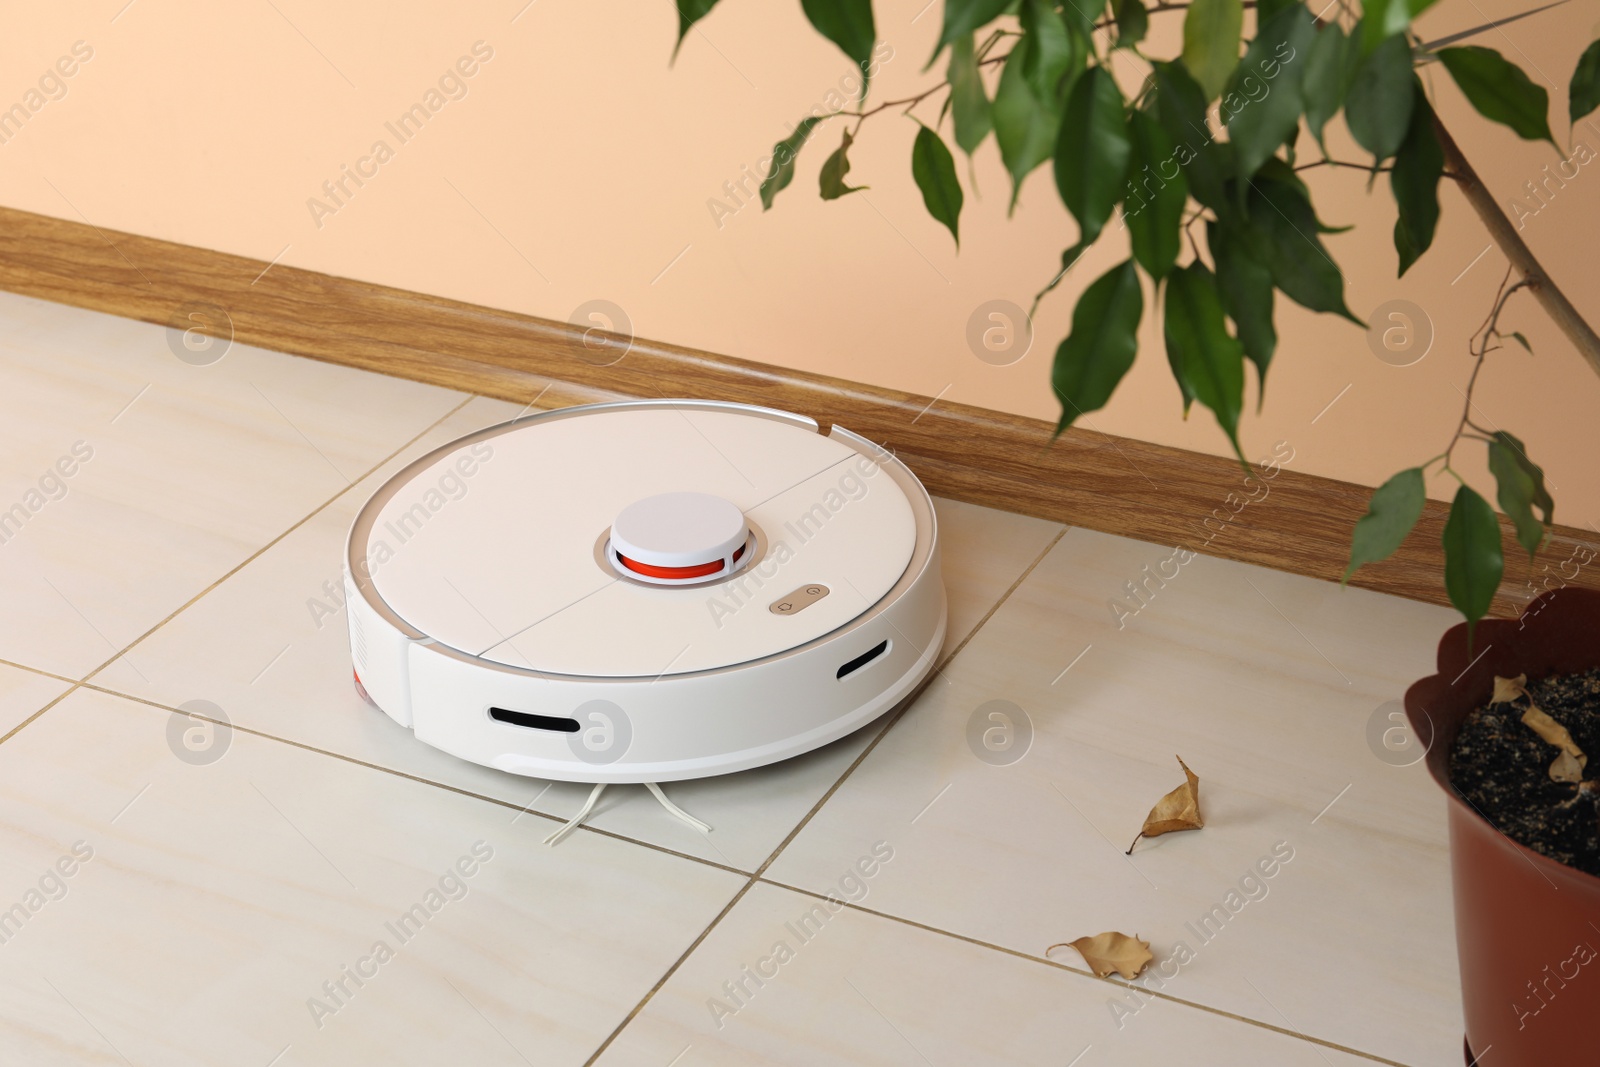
[344, 399, 947, 796]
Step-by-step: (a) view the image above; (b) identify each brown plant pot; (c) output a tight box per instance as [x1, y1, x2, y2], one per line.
[1405, 586, 1600, 1065]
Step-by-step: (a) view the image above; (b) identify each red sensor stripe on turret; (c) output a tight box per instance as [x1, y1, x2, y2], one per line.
[617, 542, 746, 580]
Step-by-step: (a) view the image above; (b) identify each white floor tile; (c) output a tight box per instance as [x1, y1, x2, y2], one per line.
[0, 292, 465, 678]
[0, 686, 743, 1066]
[928, 497, 1061, 653]
[592, 880, 1378, 1067]
[766, 527, 1465, 1066]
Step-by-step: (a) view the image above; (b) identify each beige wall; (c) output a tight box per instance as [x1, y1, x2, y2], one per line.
[4, 0, 1597, 533]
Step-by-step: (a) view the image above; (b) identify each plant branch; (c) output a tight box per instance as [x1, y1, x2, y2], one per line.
[838, 49, 1012, 131]
[1295, 158, 1396, 174]
[1432, 112, 1600, 383]
[1445, 266, 1530, 468]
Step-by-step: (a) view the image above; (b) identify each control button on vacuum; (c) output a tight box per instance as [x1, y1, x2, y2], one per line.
[769, 584, 829, 615]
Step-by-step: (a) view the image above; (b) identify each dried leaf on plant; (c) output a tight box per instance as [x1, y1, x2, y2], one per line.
[1491, 674, 1588, 784]
[1491, 673, 1529, 706]
[1048, 931, 1153, 979]
[1127, 756, 1203, 853]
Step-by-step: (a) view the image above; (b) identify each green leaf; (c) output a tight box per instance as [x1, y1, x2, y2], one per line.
[1182, 0, 1244, 100]
[1303, 21, 1359, 153]
[760, 116, 823, 210]
[1052, 259, 1144, 433]
[1409, 0, 1442, 14]
[1570, 39, 1600, 124]
[1488, 431, 1553, 558]
[1345, 34, 1414, 161]
[1439, 46, 1556, 148]
[1391, 79, 1444, 276]
[1361, 0, 1411, 54]
[1059, 0, 1107, 40]
[1225, 4, 1316, 179]
[1054, 66, 1131, 245]
[1505, 432, 1553, 522]
[932, 0, 1012, 67]
[672, 0, 721, 62]
[1242, 174, 1361, 324]
[1508, 330, 1533, 353]
[1207, 220, 1275, 400]
[1255, 0, 1296, 24]
[1115, 0, 1149, 49]
[1020, 0, 1078, 102]
[1165, 263, 1246, 463]
[819, 129, 867, 199]
[912, 125, 964, 246]
[1125, 110, 1186, 280]
[801, 0, 876, 96]
[1344, 468, 1425, 582]
[949, 34, 993, 155]
[994, 38, 1067, 211]
[1152, 60, 1231, 213]
[1443, 484, 1505, 634]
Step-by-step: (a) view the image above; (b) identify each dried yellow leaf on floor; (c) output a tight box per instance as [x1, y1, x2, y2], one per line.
[1491, 674, 1528, 705]
[1126, 756, 1203, 854]
[1049, 932, 1154, 979]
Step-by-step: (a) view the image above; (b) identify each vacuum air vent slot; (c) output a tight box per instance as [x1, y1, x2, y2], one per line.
[489, 707, 580, 732]
[836, 639, 890, 680]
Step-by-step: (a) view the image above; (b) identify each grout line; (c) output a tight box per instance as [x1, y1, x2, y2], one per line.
[72, 396, 477, 690]
[71, 681, 751, 878]
[0, 657, 80, 687]
[580, 879, 762, 1067]
[580, 524, 1071, 1066]
[759, 878, 1417, 1067]
[750, 523, 1071, 881]
[0, 684, 81, 747]
[1242, 976, 1341, 1067]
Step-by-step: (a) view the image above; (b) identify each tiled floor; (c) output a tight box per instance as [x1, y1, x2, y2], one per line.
[0, 291, 1466, 1066]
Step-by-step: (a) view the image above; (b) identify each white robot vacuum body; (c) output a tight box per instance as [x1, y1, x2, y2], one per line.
[345, 400, 947, 784]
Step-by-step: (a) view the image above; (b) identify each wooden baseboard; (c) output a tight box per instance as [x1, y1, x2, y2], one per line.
[0, 203, 1591, 618]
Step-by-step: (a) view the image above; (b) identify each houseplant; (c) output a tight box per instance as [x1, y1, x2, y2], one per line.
[670, 0, 1600, 1060]
[1406, 587, 1600, 1063]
